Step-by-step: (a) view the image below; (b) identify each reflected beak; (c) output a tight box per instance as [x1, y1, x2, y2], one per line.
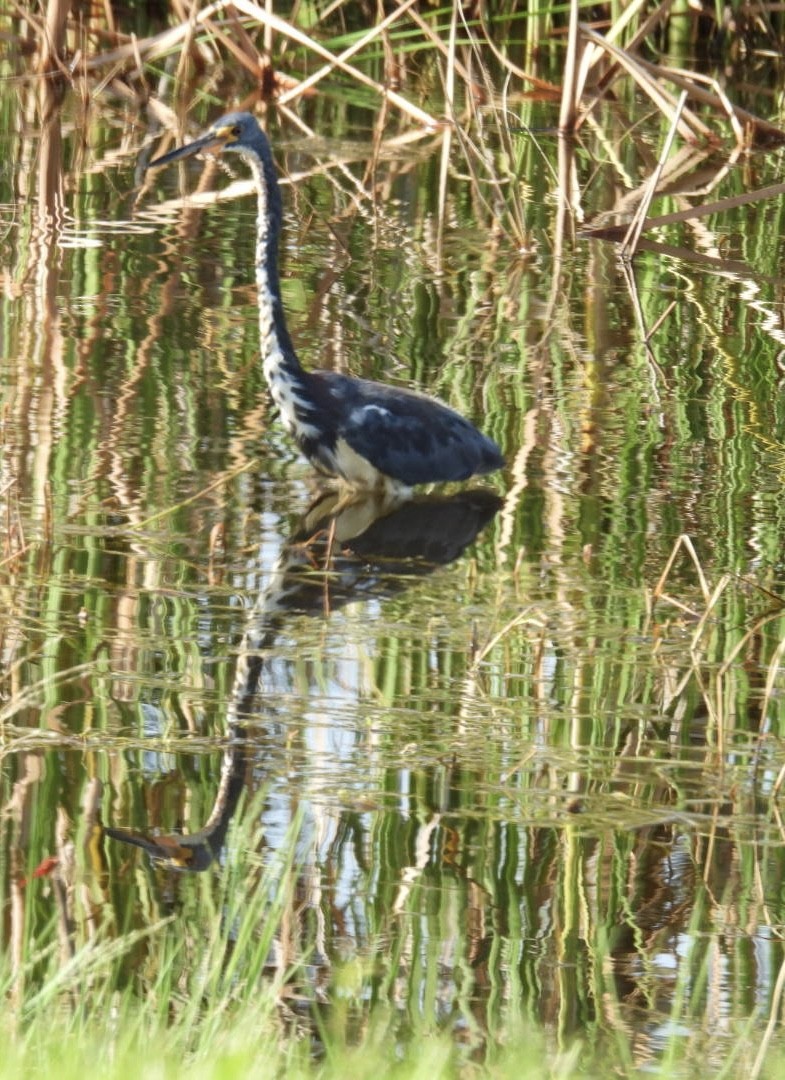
[149, 124, 234, 169]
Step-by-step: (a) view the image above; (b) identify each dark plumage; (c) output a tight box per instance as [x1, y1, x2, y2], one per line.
[149, 112, 504, 493]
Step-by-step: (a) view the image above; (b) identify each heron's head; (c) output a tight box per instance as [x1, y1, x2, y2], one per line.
[149, 111, 265, 170]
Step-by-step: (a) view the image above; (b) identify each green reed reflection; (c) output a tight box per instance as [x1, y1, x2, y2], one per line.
[4, 28, 785, 1080]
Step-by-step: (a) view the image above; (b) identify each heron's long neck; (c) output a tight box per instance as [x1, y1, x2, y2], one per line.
[246, 145, 304, 387]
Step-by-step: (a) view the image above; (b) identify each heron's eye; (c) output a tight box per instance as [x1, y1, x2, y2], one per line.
[231, 125, 241, 136]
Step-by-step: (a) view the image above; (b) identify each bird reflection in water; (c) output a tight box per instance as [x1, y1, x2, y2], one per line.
[104, 488, 501, 877]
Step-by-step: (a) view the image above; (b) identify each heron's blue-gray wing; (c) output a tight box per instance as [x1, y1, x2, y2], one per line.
[321, 374, 504, 487]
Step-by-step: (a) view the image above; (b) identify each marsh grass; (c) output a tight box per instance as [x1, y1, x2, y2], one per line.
[3, 798, 299, 1075]
[3, 894, 782, 1080]
[6, 3, 785, 1079]
[0, 780, 574, 1078]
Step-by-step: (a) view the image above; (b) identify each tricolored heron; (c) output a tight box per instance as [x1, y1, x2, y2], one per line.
[149, 112, 504, 493]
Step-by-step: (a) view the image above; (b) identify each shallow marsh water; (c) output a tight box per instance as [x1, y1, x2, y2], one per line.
[4, 67, 785, 1074]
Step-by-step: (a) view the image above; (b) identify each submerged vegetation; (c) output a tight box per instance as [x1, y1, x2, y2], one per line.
[4, 1, 785, 1077]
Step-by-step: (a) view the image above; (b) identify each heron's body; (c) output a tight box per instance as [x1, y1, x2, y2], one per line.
[150, 112, 504, 492]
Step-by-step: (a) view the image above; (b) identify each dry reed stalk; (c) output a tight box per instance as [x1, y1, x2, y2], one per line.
[473, 14, 559, 94]
[558, 0, 581, 133]
[616, 181, 785, 232]
[635, 54, 785, 146]
[652, 534, 711, 605]
[584, 18, 781, 147]
[617, 261, 667, 396]
[38, 0, 70, 75]
[128, 460, 257, 533]
[435, 1, 458, 263]
[689, 574, 731, 656]
[83, 1, 438, 126]
[717, 609, 785, 679]
[644, 301, 677, 343]
[500, 747, 537, 783]
[428, 4, 533, 249]
[621, 90, 688, 259]
[579, 25, 711, 142]
[83, 0, 222, 70]
[576, 0, 676, 117]
[757, 634, 785, 736]
[0, 543, 32, 571]
[404, 2, 485, 93]
[174, 0, 214, 85]
[470, 608, 541, 671]
[456, 3, 531, 244]
[277, 0, 421, 107]
[751, 956, 785, 1080]
[772, 756, 785, 799]
[202, 9, 268, 80]
[227, 0, 440, 128]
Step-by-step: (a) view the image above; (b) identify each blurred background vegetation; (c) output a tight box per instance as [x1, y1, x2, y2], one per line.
[4, 1, 785, 1077]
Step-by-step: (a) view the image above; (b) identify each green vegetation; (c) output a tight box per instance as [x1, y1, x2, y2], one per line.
[5, 2, 785, 1078]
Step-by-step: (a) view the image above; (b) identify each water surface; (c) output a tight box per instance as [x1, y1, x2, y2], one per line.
[3, 69, 785, 1074]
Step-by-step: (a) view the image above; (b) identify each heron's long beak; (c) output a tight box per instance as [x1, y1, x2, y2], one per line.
[149, 125, 232, 169]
